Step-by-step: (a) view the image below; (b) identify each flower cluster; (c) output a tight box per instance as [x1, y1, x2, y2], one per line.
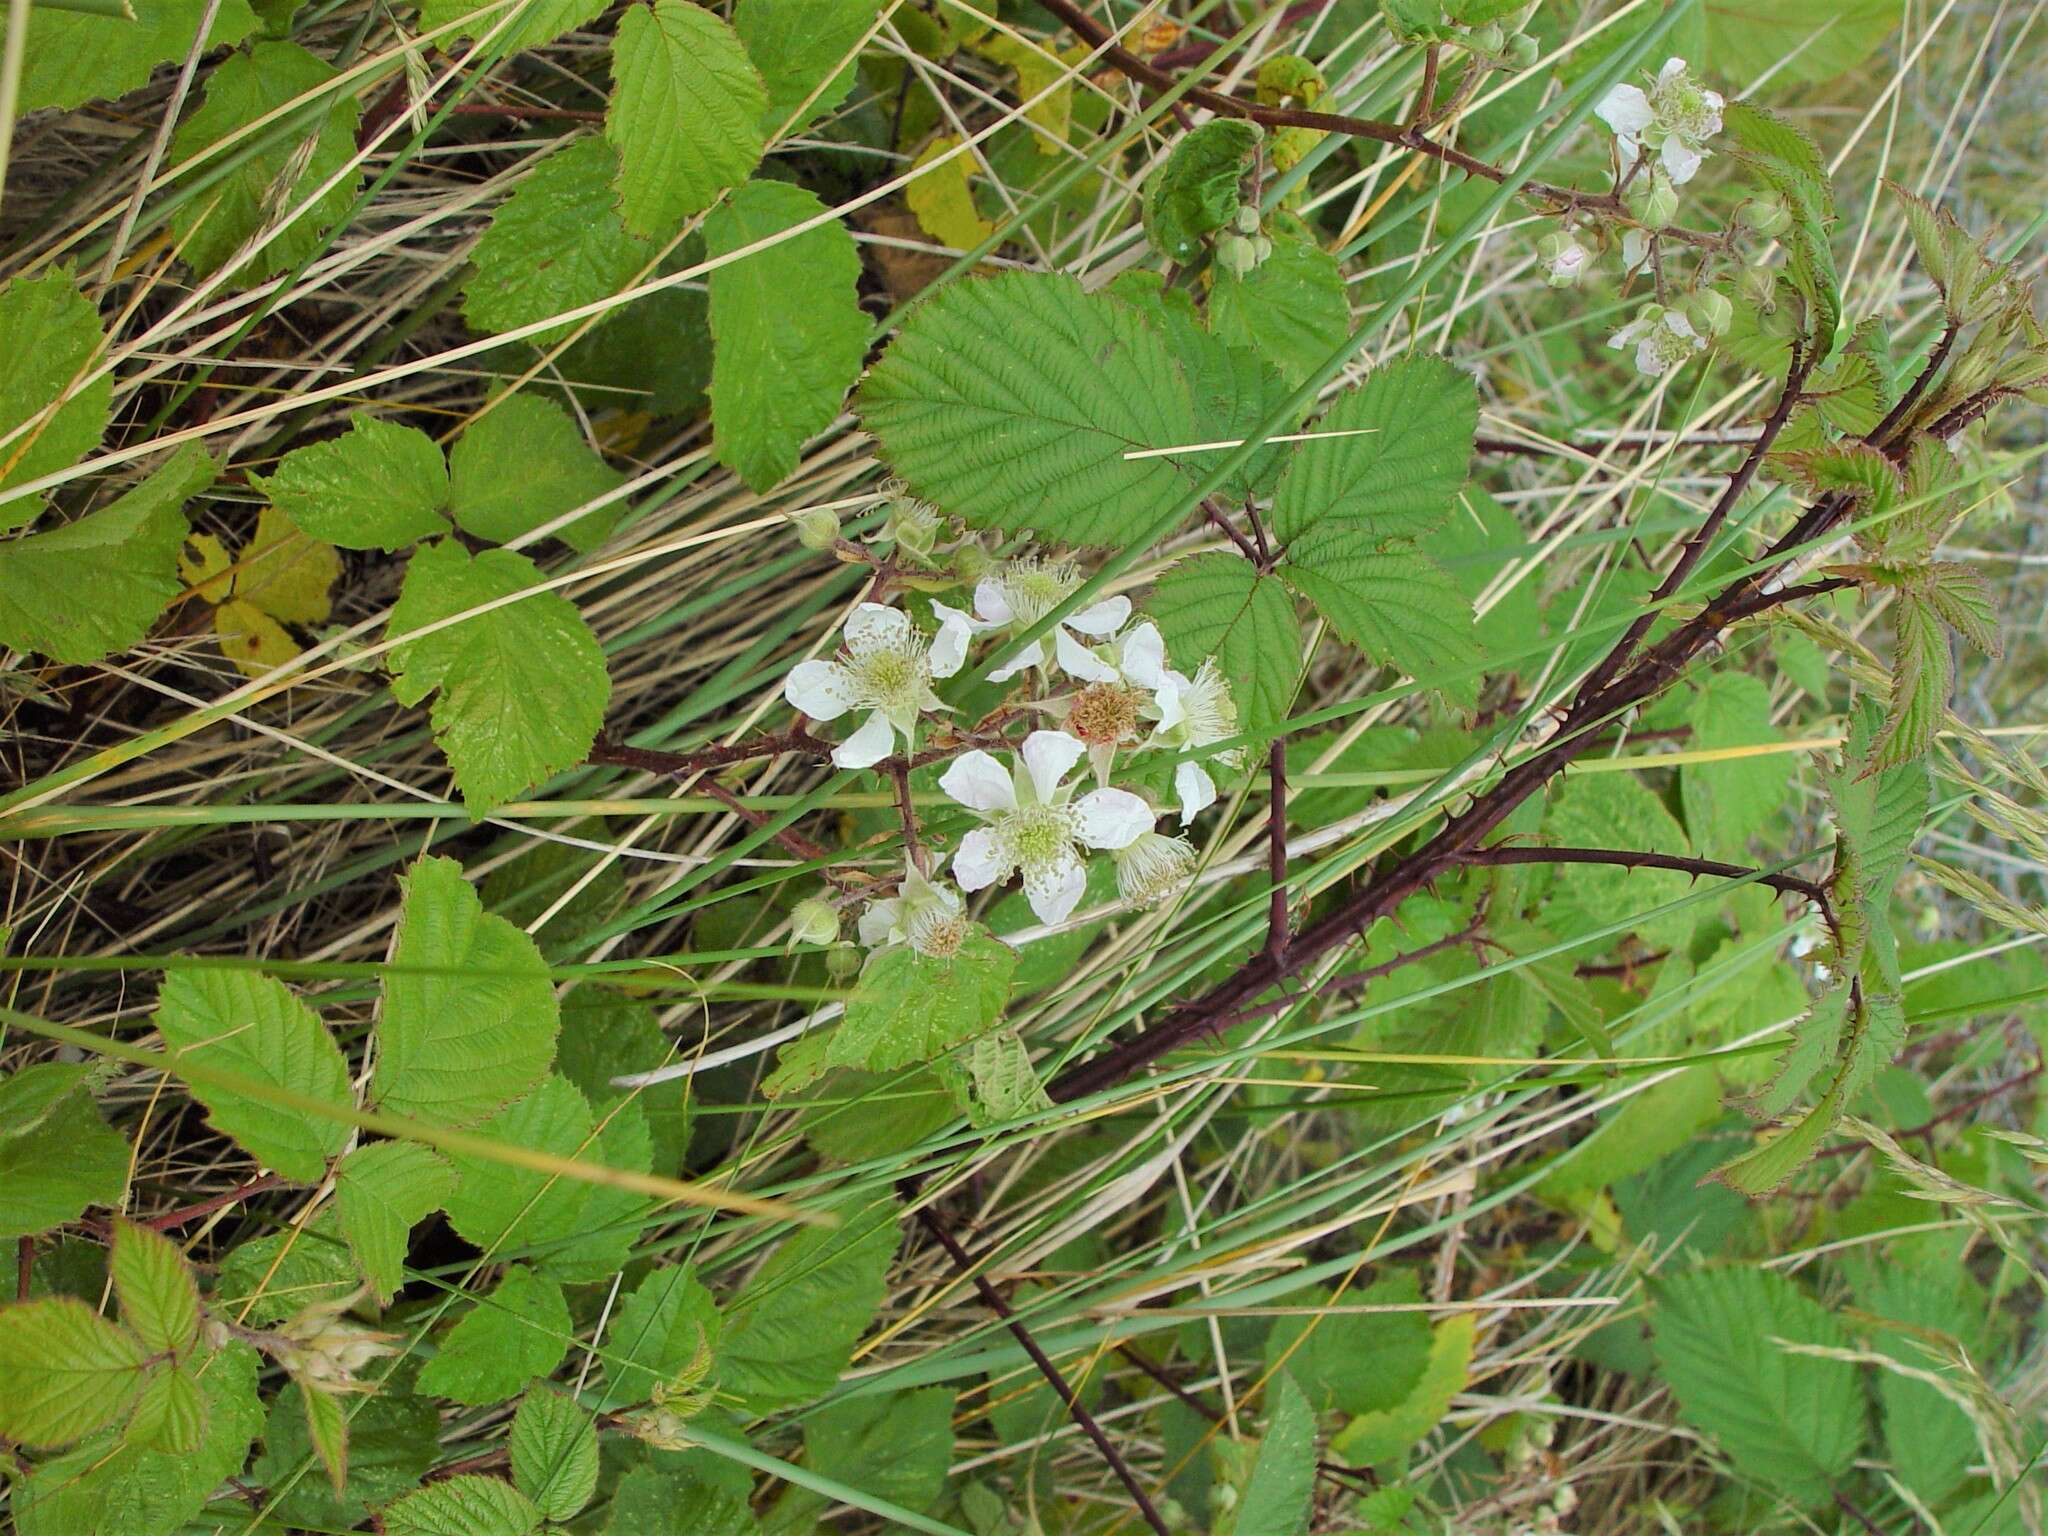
[783, 549, 1241, 939]
[1596, 57, 1723, 187]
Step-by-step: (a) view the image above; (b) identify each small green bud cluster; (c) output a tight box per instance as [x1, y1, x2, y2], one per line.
[1214, 203, 1273, 278]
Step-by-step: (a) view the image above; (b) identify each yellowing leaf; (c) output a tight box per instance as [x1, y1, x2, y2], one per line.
[215, 599, 299, 677]
[237, 505, 339, 626]
[180, 533, 234, 604]
[906, 136, 994, 252]
[977, 34, 1088, 150]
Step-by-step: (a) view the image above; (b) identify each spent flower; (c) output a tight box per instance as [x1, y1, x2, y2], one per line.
[857, 862, 971, 958]
[1144, 658, 1243, 824]
[1596, 57, 1723, 186]
[1114, 830, 1198, 908]
[940, 730, 1154, 924]
[968, 557, 1132, 683]
[784, 602, 971, 768]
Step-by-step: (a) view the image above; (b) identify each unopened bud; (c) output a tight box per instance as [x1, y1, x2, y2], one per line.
[1506, 31, 1540, 67]
[1628, 174, 1679, 231]
[1215, 233, 1258, 278]
[1739, 193, 1792, 239]
[879, 496, 941, 563]
[1686, 289, 1734, 338]
[1233, 203, 1261, 236]
[792, 506, 840, 552]
[1250, 234, 1273, 265]
[1467, 22, 1505, 53]
[1537, 230, 1590, 288]
[824, 942, 863, 982]
[950, 538, 992, 584]
[788, 896, 839, 948]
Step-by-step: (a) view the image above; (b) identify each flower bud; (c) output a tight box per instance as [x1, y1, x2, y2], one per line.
[1739, 193, 1792, 239]
[1250, 234, 1273, 265]
[791, 506, 840, 552]
[950, 538, 992, 584]
[1506, 31, 1540, 67]
[1537, 230, 1590, 288]
[879, 496, 941, 564]
[788, 895, 839, 948]
[1467, 22, 1505, 53]
[824, 942, 863, 982]
[1233, 203, 1261, 236]
[1685, 289, 1733, 337]
[1627, 173, 1679, 231]
[1214, 233, 1258, 278]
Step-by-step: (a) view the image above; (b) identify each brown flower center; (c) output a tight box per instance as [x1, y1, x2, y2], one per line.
[1068, 683, 1141, 746]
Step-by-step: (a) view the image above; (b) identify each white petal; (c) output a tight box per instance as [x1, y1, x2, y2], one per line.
[843, 602, 909, 655]
[1174, 759, 1218, 825]
[1066, 595, 1131, 637]
[939, 750, 1017, 813]
[858, 900, 902, 948]
[987, 636, 1043, 682]
[1055, 626, 1119, 684]
[929, 602, 976, 678]
[1621, 229, 1649, 269]
[1660, 136, 1703, 185]
[1664, 311, 1701, 341]
[1657, 56, 1687, 86]
[1020, 729, 1086, 803]
[1634, 338, 1665, 379]
[1118, 621, 1168, 689]
[1022, 850, 1086, 925]
[952, 829, 1009, 891]
[973, 575, 1015, 625]
[1073, 788, 1154, 851]
[1151, 672, 1192, 733]
[785, 659, 856, 721]
[1613, 131, 1642, 169]
[833, 710, 896, 769]
[1596, 84, 1653, 139]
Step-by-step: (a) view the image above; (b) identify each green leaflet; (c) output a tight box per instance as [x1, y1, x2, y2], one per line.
[1681, 672, 1789, 855]
[831, 926, 1016, 1071]
[1328, 1312, 1475, 1466]
[735, 0, 881, 137]
[416, 1266, 573, 1406]
[464, 138, 652, 343]
[416, 0, 606, 50]
[1705, 0, 1904, 85]
[166, 43, 363, 284]
[1230, 1372, 1316, 1535]
[1208, 230, 1350, 388]
[213, 1214, 358, 1327]
[379, 1474, 543, 1536]
[1149, 553, 1301, 737]
[0, 1064, 129, 1240]
[1721, 103, 1839, 344]
[127, 1363, 209, 1454]
[606, 0, 766, 237]
[440, 1074, 652, 1281]
[599, 1263, 722, 1411]
[153, 969, 353, 1182]
[0, 270, 113, 518]
[942, 1027, 1051, 1127]
[805, 1387, 957, 1514]
[250, 1381, 438, 1529]
[508, 1388, 600, 1522]
[703, 179, 869, 492]
[1269, 355, 1477, 546]
[16, 0, 258, 115]
[0, 441, 209, 660]
[859, 270, 1199, 547]
[450, 395, 628, 551]
[1651, 1266, 1865, 1506]
[1279, 529, 1478, 706]
[1142, 118, 1262, 263]
[1263, 1269, 1431, 1416]
[555, 986, 693, 1174]
[0, 1298, 149, 1448]
[718, 1194, 899, 1411]
[109, 1222, 200, 1358]
[1541, 773, 1699, 951]
[372, 853, 559, 1127]
[259, 415, 450, 550]
[334, 1141, 457, 1304]
[385, 540, 611, 812]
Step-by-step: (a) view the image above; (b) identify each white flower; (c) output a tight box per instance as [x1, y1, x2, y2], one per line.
[1058, 617, 1167, 689]
[1607, 306, 1706, 380]
[1620, 228, 1651, 271]
[1114, 831, 1197, 908]
[1538, 232, 1591, 288]
[1143, 659, 1242, 825]
[971, 557, 1132, 682]
[858, 862, 970, 958]
[939, 729, 1154, 924]
[1596, 57, 1722, 186]
[784, 602, 974, 769]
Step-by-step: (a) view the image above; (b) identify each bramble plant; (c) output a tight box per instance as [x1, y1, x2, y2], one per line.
[0, 2, 2044, 1535]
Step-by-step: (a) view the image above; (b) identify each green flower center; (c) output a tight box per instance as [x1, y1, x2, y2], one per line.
[857, 648, 922, 704]
[1002, 560, 1080, 626]
[1652, 77, 1716, 140]
[1000, 803, 1075, 868]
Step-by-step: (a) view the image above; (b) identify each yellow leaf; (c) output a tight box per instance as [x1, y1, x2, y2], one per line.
[977, 35, 1089, 151]
[215, 599, 299, 678]
[179, 534, 235, 606]
[906, 136, 995, 252]
[237, 505, 339, 625]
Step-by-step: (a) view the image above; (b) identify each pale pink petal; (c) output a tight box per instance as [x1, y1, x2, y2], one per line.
[973, 575, 1015, 625]
[939, 750, 1017, 813]
[1073, 788, 1155, 850]
[832, 711, 896, 769]
[1055, 626, 1119, 684]
[1022, 850, 1087, 925]
[785, 660, 856, 721]
[953, 829, 1009, 891]
[1118, 622, 1168, 689]
[1020, 730, 1086, 803]
[987, 636, 1044, 682]
[1066, 595, 1132, 637]
[1174, 759, 1218, 825]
